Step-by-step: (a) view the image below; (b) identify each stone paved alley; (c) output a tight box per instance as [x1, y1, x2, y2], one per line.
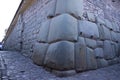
[0, 51, 120, 80]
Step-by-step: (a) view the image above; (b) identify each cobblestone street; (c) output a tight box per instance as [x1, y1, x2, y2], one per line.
[0, 51, 120, 80]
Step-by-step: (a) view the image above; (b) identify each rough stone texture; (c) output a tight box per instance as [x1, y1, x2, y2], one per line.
[31, 42, 49, 66]
[56, 0, 84, 18]
[1, 51, 120, 80]
[79, 20, 99, 39]
[86, 12, 96, 22]
[44, 41, 74, 70]
[48, 14, 78, 43]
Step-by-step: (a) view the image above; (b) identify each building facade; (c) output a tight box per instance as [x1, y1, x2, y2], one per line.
[3, 0, 120, 75]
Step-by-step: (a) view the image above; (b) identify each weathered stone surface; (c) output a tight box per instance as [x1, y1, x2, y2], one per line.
[87, 12, 96, 22]
[56, 0, 84, 18]
[104, 19, 113, 30]
[112, 22, 120, 32]
[44, 41, 74, 70]
[37, 20, 50, 43]
[111, 42, 119, 57]
[96, 59, 108, 68]
[75, 43, 87, 72]
[48, 14, 78, 43]
[97, 24, 105, 40]
[111, 31, 118, 42]
[96, 17, 105, 25]
[31, 43, 49, 66]
[97, 40, 103, 47]
[103, 40, 115, 59]
[103, 26, 111, 40]
[86, 47, 97, 70]
[78, 37, 86, 45]
[85, 38, 97, 49]
[79, 20, 99, 39]
[94, 48, 104, 58]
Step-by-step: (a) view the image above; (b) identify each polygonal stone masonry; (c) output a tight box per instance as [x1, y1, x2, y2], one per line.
[48, 14, 78, 43]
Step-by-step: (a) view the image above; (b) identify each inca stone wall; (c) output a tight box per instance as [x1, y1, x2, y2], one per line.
[3, 0, 120, 76]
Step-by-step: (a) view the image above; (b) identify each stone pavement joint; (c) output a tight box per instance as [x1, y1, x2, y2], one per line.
[0, 51, 120, 80]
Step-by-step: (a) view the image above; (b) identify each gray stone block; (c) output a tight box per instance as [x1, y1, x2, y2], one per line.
[112, 22, 120, 32]
[96, 17, 105, 25]
[48, 14, 78, 43]
[56, 0, 84, 18]
[97, 40, 103, 47]
[104, 19, 113, 30]
[75, 43, 87, 72]
[44, 41, 74, 70]
[86, 12, 96, 22]
[94, 48, 104, 58]
[31, 42, 49, 66]
[86, 47, 97, 70]
[78, 37, 86, 45]
[103, 40, 115, 59]
[37, 20, 50, 43]
[97, 24, 105, 40]
[96, 59, 108, 68]
[79, 20, 99, 39]
[111, 31, 118, 42]
[111, 42, 119, 57]
[85, 38, 97, 49]
[103, 26, 111, 40]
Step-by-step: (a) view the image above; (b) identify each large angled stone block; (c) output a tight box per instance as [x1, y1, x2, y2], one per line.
[103, 40, 115, 60]
[48, 14, 78, 43]
[75, 43, 87, 72]
[94, 48, 104, 58]
[79, 20, 99, 39]
[85, 38, 97, 49]
[44, 41, 74, 70]
[86, 47, 97, 70]
[31, 43, 49, 66]
[37, 20, 50, 43]
[56, 0, 84, 18]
